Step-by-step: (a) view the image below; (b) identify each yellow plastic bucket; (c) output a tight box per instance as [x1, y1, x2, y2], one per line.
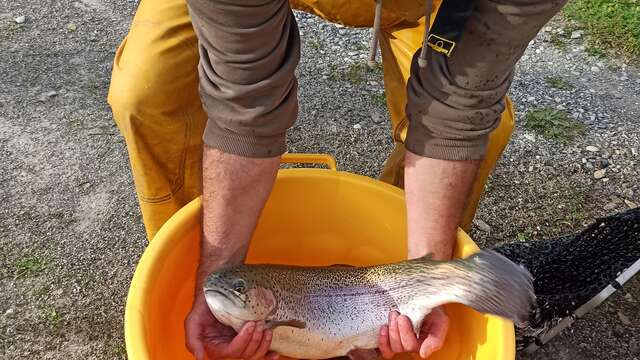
[125, 153, 516, 360]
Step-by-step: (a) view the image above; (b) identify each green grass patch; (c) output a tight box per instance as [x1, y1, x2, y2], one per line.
[112, 342, 127, 358]
[564, 0, 640, 60]
[548, 32, 567, 51]
[0, 22, 24, 41]
[328, 62, 372, 85]
[46, 307, 62, 329]
[524, 107, 585, 144]
[586, 45, 607, 58]
[345, 62, 366, 85]
[545, 76, 574, 90]
[566, 187, 589, 224]
[15, 255, 48, 277]
[370, 92, 387, 107]
[308, 38, 323, 50]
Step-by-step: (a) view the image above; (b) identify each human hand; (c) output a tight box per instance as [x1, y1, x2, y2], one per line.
[378, 307, 449, 359]
[185, 295, 279, 360]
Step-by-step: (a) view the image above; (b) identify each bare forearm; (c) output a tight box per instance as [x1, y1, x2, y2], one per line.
[195, 145, 280, 291]
[404, 150, 480, 261]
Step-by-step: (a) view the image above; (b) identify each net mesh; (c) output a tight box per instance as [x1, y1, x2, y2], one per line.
[492, 207, 640, 349]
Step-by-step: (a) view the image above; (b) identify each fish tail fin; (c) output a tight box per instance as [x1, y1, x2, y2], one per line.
[450, 249, 535, 327]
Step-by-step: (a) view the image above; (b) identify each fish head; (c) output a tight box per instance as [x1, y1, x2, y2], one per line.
[203, 266, 277, 326]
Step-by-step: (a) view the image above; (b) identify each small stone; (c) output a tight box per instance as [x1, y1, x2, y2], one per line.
[3, 308, 14, 317]
[543, 26, 552, 32]
[39, 91, 58, 102]
[594, 169, 606, 179]
[526, 96, 535, 102]
[624, 293, 636, 302]
[618, 311, 632, 326]
[622, 189, 634, 198]
[15, 16, 26, 24]
[528, 166, 534, 172]
[66, 23, 77, 31]
[353, 124, 362, 129]
[613, 325, 625, 338]
[585, 146, 599, 152]
[594, 158, 609, 169]
[604, 202, 618, 211]
[630, 340, 640, 354]
[625, 199, 638, 209]
[473, 219, 491, 232]
[591, 66, 600, 73]
[570, 30, 584, 39]
[370, 110, 384, 124]
[524, 133, 536, 141]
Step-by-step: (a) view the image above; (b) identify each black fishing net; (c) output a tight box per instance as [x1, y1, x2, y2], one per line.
[491, 207, 640, 349]
[493, 207, 640, 321]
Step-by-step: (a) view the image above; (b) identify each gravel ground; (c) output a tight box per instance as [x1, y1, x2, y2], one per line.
[1, 1, 638, 359]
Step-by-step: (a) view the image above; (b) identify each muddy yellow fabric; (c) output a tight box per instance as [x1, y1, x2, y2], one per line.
[107, 0, 206, 240]
[108, 0, 513, 240]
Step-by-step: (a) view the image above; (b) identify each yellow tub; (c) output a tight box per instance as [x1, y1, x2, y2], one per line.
[125, 154, 516, 360]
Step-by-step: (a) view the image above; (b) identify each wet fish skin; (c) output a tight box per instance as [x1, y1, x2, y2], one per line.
[203, 249, 535, 359]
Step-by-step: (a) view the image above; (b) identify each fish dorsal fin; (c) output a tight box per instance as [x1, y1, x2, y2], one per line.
[266, 319, 306, 330]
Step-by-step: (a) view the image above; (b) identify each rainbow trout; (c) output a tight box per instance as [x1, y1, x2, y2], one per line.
[203, 249, 534, 359]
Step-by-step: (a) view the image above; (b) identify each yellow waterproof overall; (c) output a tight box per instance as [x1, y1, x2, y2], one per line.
[107, 0, 515, 240]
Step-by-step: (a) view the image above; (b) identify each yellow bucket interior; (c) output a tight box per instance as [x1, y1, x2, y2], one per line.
[124, 154, 516, 360]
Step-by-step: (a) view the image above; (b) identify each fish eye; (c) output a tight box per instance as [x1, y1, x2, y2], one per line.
[232, 279, 246, 293]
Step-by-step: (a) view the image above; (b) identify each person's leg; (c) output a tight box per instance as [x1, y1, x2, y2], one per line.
[377, 7, 517, 231]
[107, 0, 205, 240]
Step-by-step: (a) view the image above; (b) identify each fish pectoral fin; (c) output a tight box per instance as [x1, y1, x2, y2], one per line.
[329, 263, 355, 267]
[347, 348, 380, 360]
[265, 319, 306, 330]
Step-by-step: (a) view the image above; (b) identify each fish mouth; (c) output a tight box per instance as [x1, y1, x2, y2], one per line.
[204, 288, 246, 307]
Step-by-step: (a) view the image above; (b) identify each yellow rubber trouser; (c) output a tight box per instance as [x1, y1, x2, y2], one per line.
[107, 0, 515, 240]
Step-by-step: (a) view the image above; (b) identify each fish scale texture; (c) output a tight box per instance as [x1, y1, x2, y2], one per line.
[492, 207, 640, 349]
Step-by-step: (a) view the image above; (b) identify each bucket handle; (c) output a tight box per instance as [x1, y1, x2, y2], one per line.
[280, 153, 337, 171]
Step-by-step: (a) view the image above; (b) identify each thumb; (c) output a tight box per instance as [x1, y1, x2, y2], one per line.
[418, 314, 449, 358]
[185, 320, 205, 360]
[187, 341, 205, 360]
